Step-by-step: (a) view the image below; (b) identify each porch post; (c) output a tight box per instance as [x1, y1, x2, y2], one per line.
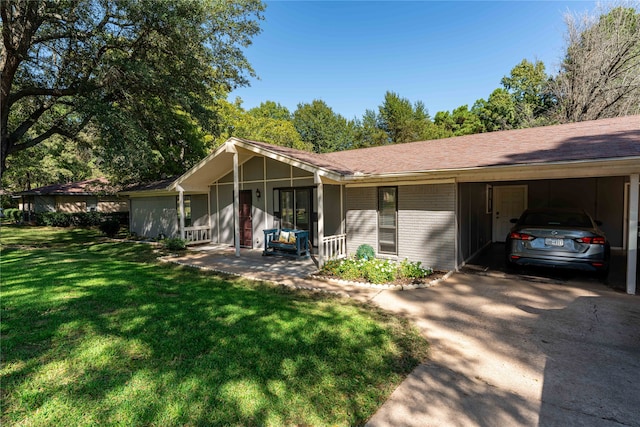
[233, 148, 240, 257]
[340, 185, 345, 234]
[315, 172, 324, 266]
[207, 186, 212, 242]
[626, 174, 638, 295]
[177, 185, 185, 240]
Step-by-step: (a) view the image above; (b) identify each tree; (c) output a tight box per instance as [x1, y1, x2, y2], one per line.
[214, 98, 308, 150]
[378, 92, 434, 144]
[248, 101, 292, 121]
[501, 59, 554, 126]
[473, 88, 519, 132]
[352, 109, 388, 148]
[2, 135, 95, 191]
[1, 0, 264, 182]
[293, 100, 353, 153]
[552, 4, 640, 122]
[434, 105, 484, 136]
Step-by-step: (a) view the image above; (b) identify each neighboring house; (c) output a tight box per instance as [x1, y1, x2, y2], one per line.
[17, 178, 128, 214]
[121, 115, 640, 294]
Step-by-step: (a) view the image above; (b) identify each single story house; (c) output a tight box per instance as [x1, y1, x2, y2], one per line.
[17, 178, 128, 214]
[121, 115, 640, 294]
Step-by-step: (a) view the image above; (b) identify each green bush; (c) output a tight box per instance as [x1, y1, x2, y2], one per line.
[320, 257, 434, 284]
[37, 212, 71, 227]
[398, 259, 432, 279]
[71, 211, 103, 227]
[99, 219, 120, 237]
[338, 259, 364, 281]
[363, 259, 396, 284]
[355, 244, 375, 261]
[164, 237, 187, 251]
[3, 208, 22, 223]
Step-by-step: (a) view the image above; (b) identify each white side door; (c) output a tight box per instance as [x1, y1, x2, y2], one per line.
[492, 185, 528, 242]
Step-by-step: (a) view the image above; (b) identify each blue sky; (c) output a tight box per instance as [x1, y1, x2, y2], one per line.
[230, 1, 597, 119]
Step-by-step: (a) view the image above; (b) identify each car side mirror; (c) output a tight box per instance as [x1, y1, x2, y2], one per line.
[595, 220, 603, 226]
[509, 218, 518, 224]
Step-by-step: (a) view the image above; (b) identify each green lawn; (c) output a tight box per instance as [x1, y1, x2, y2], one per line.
[1, 226, 428, 426]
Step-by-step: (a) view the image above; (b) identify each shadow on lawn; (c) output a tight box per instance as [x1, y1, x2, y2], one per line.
[1, 240, 426, 426]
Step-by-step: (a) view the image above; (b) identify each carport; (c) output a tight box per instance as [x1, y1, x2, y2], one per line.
[455, 120, 639, 295]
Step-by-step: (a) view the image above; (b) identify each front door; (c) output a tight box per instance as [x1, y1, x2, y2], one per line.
[493, 185, 527, 242]
[239, 190, 253, 248]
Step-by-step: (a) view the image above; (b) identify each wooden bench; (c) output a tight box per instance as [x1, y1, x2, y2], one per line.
[263, 228, 310, 259]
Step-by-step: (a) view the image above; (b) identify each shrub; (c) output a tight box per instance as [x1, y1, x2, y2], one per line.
[37, 212, 71, 227]
[398, 259, 432, 279]
[99, 219, 120, 237]
[355, 244, 375, 261]
[71, 211, 103, 227]
[320, 257, 434, 284]
[337, 259, 364, 281]
[164, 237, 187, 251]
[363, 259, 396, 284]
[4, 208, 22, 223]
[320, 259, 343, 276]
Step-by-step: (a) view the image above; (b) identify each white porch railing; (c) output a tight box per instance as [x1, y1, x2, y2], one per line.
[322, 234, 347, 261]
[184, 226, 211, 245]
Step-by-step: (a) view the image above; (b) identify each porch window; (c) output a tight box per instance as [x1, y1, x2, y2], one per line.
[274, 187, 313, 242]
[176, 195, 191, 227]
[378, 187, 397, 254]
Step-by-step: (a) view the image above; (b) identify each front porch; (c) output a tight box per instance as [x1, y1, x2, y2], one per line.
[184, 224, 348, 264]
[179, 243, 319, 279]
[162, 244, 380, 301]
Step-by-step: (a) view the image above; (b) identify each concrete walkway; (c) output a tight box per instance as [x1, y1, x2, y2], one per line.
[166, 248, 640, 426]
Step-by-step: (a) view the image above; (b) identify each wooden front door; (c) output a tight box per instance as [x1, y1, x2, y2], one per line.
[239, 190, 253, 248]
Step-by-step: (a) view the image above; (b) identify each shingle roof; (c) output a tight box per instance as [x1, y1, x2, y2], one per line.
[127, 115, 640, 193]
[17, 178, 118, 196]
[321, 115, 640, 175]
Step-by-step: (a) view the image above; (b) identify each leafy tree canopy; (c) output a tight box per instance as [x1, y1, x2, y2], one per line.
[248, 101, 292, 121]
[293, 100, 354, 153]
[1, 0, 265, 183]
[214, 98, 309, 150]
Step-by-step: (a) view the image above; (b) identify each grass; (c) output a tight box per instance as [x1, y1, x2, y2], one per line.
[0, 225, 428, 426]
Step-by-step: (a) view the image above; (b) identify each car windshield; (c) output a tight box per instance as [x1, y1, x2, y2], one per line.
[520, 211, 592, 228]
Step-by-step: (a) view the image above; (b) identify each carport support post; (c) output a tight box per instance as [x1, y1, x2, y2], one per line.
[177, 185, 185, 240]
[626, 174, 638, 295]
[315, 172, 324, 266]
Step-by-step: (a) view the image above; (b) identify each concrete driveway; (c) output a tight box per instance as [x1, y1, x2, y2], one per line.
[367, 271, 640, 427]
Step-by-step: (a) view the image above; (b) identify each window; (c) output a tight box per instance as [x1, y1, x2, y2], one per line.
[274, 187, 313, 242]
[378, 187, 397, 254]
[176, 195, 191, 227]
